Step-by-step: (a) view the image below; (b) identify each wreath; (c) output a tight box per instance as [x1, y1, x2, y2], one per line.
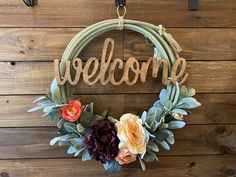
[29, 7, 201, 173]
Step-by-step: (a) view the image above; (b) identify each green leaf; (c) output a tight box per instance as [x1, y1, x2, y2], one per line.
[107, 116, 118, 124]
[168, 121, 185, 129]
[177, 98, 201, 109]
[159, 89, 169, 106]
[172, 109, 188, 115]
[43, 105, 55, 113]
[138, 156, 145, 171]
[33, 96, 47, 103]
[157, 141, 170, 150]
[143, 150, 157, 162]
[188, 88, 196, 97]
[77, 123, 85, 133]
[52, 87, 63, 104]
[82, 149, 91, 161]
[154, 130, 169, 142]
[64, 122, 78, 134]
[103, 160, 122, 173]
[147, 141, 159, 152]
[79, 111, 94, 128]
[57, 118, 66, 128]
[67, 146, 76, 154]
[74, 147, 86, 157]
[173, 82, 180, 105]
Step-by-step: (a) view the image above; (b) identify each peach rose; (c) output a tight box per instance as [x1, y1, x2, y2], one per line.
[60, 100, 82, 122]
[115, 148, 137, 165]
[116, 113, 149, 154]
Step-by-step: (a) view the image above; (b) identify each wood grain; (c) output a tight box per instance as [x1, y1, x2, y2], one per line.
[124, 29, 236, 61]
[0, 125, 235, 159]
[0, 0, 235, 27]
[1, 28, 236, 61]
[0, 155, 235, 177]
[1, 94, 236, 127]
[0, 28, 123, 62]
[0, 61, 235, 94]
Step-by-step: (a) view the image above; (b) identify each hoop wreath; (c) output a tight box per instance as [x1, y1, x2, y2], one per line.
[29, 9, 201, 172]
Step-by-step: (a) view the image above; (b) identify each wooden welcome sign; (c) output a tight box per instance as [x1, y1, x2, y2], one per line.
[54, 38, 188, 86]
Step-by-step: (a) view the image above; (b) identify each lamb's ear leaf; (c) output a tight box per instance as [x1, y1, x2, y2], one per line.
[82, 149, 91, 161]
[79, 111, 94, 128]
[173, 82, 180, 105]
[52, 88, 63, 104]
[103, 160, 122, 173]
[157, 141, 170, 150]
[64, 122, 78, 134]
[138, 156, 146, 171]
[177, 98, 201, 109]
[50, 78, 58, 94]
[33, 96, 47, 103]
[168, 121, 186, 129]
[159, 89, 169, 106]
[67, 146, 76, 154]
[147, 141, 159, 152]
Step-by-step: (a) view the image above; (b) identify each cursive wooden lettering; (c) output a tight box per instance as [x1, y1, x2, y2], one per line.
[54, 38, 188, 86]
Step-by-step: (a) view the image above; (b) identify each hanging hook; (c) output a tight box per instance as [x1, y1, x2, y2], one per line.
[22, 0, 37, 7]
[115, 0, 126, 7]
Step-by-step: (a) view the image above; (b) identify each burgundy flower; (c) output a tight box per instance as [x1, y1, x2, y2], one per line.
[83, 120, 119, 163]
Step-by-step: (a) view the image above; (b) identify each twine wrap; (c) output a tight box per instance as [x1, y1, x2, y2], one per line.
[56, 19, 182, 103]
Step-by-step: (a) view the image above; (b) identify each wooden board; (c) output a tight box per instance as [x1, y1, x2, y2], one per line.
[0, 28, 236, 62]
[0, 155, 235, 177]
[1, 94, 236, 127]
[124, 29, 236, 61]
[0, 0, 235, 175]
[0, 0, 235, 27]
[0, 61, 235, 94]
[0, 29, 123, 61]
[0, 125, 235, 159]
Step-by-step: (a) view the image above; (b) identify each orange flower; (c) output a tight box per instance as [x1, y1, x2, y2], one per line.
[116, 113, 149, 154]
[115, 148, 137, 165]
[60, 100, 82, 122]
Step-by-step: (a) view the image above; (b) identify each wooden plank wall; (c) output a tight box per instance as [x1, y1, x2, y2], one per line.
[0, 0, 235, 177]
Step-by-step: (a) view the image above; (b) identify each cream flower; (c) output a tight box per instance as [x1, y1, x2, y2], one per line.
[116, 113, 149, 154]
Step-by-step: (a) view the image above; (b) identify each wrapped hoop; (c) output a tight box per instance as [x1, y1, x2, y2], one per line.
[29, 18, 201, 173]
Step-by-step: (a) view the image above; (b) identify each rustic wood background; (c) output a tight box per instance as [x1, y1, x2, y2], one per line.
[0, 0, 236, 177]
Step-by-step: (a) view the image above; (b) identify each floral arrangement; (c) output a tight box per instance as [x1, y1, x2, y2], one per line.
[28, 80, 200, 172]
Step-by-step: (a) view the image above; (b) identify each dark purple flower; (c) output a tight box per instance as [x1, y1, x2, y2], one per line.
[83, 120, 120, 163]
